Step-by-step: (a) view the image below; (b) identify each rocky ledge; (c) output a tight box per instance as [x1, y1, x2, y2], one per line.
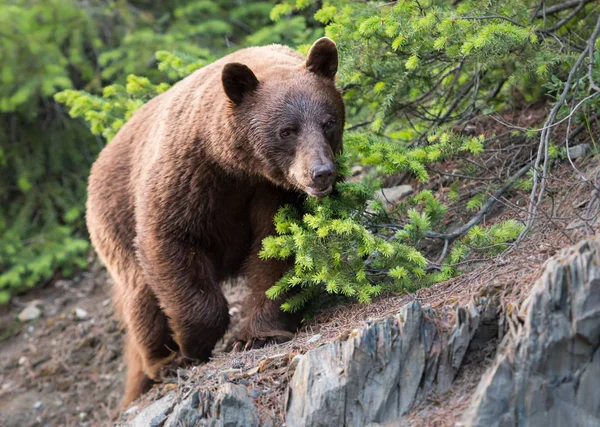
[463, 238, 600, 427]
[123, 237, 600, 427]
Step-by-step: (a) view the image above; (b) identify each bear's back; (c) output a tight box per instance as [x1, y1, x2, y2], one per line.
[117, 43, 304, 160]
[92, 43, 305, 184]
[86, 44, 307, 268]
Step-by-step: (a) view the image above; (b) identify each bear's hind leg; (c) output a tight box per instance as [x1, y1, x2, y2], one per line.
[122, 333, 154, 408]
[121, 282, 179, 381]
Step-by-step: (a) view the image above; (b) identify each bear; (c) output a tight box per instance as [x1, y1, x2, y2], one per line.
[86, 37, 345, 406]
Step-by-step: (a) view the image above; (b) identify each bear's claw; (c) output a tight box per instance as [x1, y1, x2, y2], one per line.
[230, 331, 294, 352]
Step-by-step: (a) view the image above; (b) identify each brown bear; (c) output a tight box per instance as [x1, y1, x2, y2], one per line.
[86, 38, 345, 406]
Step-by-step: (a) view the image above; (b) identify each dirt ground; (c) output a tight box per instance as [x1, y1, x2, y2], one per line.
[0, 265, 123, 426]
[1, 113, 598, 426]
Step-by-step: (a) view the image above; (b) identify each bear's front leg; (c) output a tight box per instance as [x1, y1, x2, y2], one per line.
[234, 189, 302, 351]
[136, 230, 230, 364]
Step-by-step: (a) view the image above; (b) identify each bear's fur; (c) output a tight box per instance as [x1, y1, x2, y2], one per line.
[86, 38, 345, 406]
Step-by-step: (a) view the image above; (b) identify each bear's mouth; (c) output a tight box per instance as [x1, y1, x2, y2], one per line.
[305, 185, 333, 198]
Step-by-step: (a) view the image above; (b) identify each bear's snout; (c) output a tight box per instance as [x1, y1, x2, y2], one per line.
[306, 161, 336, 197]
[310, 162, 336, 188]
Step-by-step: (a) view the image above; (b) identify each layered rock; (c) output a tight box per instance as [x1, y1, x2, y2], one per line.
[127, 383, 259, 427]
[463, 238, 600, 427]
[285, 299, 494, 427]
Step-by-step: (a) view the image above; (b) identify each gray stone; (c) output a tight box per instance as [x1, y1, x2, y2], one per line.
[288, 354, 304, 377]
[160, 383, 259, 427]
[306, 334, 322, 344]
[54, 280, 72, 289]
[567, 143, 590, 159]
[216, 383, 259, 427]
[437, 302, 483, 394]
[285, 300, 492, 427]
[577, 347, 600, 419]
[130, 393, 176, 427]
[463, 237, 600, 427]
[248, 388, 263, 400]
[74, 307, 89, 320]
[18, 305, 41, 322]
[164, 391, 201, 427]
[375, 185, 414, 206]
[123, 405, 139, 416]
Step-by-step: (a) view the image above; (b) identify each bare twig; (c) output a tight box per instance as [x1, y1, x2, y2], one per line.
[435, 238, 450, 264]
[346, 121, 373, 131]
[426, 165, 499, 181]
[486, 93, 600, 133]
[546, 1, 590, 31]
[519, 14, 600, 243]
[564, 99, 588, 182]
[589, 27, 600, 93]
[532, 0, 596, 18]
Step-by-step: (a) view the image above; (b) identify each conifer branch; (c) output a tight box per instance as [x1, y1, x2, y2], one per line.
[546, 1, 590, 31]
[532, 0, 595, 18]
[425, 160, 535, 241]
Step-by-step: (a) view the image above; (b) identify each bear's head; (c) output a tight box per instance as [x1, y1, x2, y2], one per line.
[222, 38, 345, 198]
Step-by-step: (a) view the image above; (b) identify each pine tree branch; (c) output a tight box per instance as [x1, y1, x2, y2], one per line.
[546, 1, 590, 31]
[462, 14, 586, 51]
[425, 159, 535, 240]
[461, 15, 525, 28]
[532, 0, 596, 18]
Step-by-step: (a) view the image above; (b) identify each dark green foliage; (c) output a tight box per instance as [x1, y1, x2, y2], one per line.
[0, 0, 101, 113]
[97, 1, 320, 81]
[0, 0, 105, 302]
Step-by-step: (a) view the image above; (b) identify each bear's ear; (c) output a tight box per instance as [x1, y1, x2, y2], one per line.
[222, 63, 259, 105]
[305, 37, 338, 80]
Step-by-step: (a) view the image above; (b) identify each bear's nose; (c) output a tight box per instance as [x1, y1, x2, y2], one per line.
[310, 162, 336, 189]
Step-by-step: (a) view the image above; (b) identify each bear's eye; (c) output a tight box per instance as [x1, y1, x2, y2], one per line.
[324, 119, 336, 129]
[279, 128, 293, 139]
